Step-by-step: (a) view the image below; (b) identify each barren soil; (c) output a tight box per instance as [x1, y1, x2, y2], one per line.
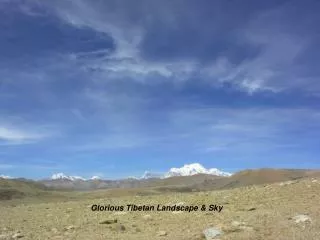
[1, 178, 320, 240]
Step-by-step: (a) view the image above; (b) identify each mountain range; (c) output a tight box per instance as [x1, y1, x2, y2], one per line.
[2, 168, 320, 200]
[3, 163, 320, 193]
[46, 163, 232, 181]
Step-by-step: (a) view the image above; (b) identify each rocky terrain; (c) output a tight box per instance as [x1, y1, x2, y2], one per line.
[1, 169, 320, 239]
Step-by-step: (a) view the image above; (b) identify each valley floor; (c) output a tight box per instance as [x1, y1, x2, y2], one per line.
[1, 178, 320, 240]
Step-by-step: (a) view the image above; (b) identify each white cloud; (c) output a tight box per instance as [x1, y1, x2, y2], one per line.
[8, 0, 318, 95]
[0, 126, 43, 141]
[46, 0, 313, 94]
[0, 122, 58, 144]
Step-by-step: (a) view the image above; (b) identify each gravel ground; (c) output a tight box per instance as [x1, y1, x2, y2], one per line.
[1, 178, 320, 240]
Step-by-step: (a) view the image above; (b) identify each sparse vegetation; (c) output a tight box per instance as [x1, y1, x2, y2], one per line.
[1, 170, 320, 239]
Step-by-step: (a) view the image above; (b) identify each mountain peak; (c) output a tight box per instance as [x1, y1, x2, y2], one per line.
[164, 163, 231, 178]
[51, 173, 86, 181]
[140, 163, 231, 179]
[90, 176, 101, 180]
[0, 174, 12, 179]
[141, 171, 163, 179]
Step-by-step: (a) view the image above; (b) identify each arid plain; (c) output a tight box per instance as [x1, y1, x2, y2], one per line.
[1, 171, 320, 240]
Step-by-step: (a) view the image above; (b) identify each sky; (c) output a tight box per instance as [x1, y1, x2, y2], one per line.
[0, 0, 319, 180]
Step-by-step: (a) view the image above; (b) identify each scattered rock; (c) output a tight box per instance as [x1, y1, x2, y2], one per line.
[157, 231, 167, 236]
[64, 225, 75, 230]
[292, 214, 312, 224]
[248, 207, 256, 211]
[51, 228, 59, 233]
[66, 208, 72, 213]
[0, 234, 10, 239]
[135, 228, 142, 232]
[203, 227, 223, 239]
[224, 227, 242, 233]
[230, 221, 254, 232]
[311, 179, 318, 183]
[113, 224, 126, 232]
[279, 180, 297, 186]
[231, 221, 245, 227]
[142, 215, 153, 221]
[239, 226, 254, 231]
[99, 219, 117, 224]
[12, 233, 24, 239]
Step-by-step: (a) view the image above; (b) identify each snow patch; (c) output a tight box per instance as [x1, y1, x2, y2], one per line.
[141, 171, 163, 179]
[90, 176, 101, 180]
[0, 174, 12, 179]
[51, 173, 86, 181]
[141, 163, 232, 179]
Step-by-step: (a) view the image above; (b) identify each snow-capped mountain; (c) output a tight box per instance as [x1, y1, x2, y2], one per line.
[90, 176, 101, 180]
[51, 173, 103, 181]
[140, 163, 232, 179]
[49, 164, 230, 181]
[51, 173, 87, 181]
[140, 171, 163, 179]
[164, 163, 232, 178]
[0, 174, 13, 179]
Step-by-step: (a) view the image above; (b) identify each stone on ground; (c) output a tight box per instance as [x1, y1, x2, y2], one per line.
[142, 215, 153, 221]
[12, 232, 24, 239]
[203, 227, 223, 240]
[292, 214, 312, 224]
[99, 219, 117, 224]
[157, 230, 167, 236]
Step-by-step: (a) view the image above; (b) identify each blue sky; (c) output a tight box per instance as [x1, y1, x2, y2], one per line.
[0, 0, 319, 179]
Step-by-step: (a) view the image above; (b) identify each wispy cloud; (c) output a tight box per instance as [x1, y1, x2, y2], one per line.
[29, 0, 318, 95]
[0, 120, 59, 145]
[167, 107, 320, 153]
[0, 126, 44, 141]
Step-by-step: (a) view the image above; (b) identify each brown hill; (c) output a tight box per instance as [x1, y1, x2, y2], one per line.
[197, 168, 320, 190]
[0, 178, 48, 200]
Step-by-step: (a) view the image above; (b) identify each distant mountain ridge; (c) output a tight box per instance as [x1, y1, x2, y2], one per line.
[0, 175, 12, 179]
[47, 163, 232, 181]
[140, 171, 163, 179]
[2, 168, 320, 196]
[51, 173, 100, 181]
